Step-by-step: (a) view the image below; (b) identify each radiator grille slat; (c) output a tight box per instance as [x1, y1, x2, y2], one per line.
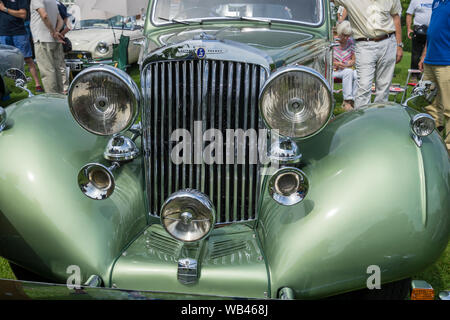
[143, 60, 265, 223]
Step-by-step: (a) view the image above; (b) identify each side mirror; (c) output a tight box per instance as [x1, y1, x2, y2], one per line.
[403, 80, 437, 110]
[5, 68, 34, 97]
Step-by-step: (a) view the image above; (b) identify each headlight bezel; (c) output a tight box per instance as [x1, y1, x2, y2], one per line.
[259, 65, 334, 140]
[68, 64, 140, 136]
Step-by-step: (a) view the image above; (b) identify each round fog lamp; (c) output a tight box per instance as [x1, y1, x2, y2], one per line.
[269, 168, 309, 206]
[161, 189, 215, 242]
[68, 65, 140, 136]
[411, 113, 435, 137]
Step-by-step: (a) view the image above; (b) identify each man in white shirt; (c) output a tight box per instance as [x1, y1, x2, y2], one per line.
[332, 0, 404, 108]
[30, 0, 65, 94]
[406, 0, 433, 76]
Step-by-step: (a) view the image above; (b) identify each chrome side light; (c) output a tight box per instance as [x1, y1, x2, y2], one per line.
[0, 107, 6, 132]
[160, 189, 215, 242]
[77, 162, 119, 200]
[411, 114, 435, 137]
[259, 66, 333, 139]
[269, 168, 309, 206]
[269, 138, 302, 166]
[68, 65, 140, 136]
[104, 135, 140, 162]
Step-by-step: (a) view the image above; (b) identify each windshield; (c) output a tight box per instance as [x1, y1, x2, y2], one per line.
[78, 16, 139, 30]
[153, 0, 323, 25]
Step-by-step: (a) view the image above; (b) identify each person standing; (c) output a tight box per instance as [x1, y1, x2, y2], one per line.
[0, 0, 43, 92]
[418, 0, 450, 152]
[331, 0, 404, 108]
[56, 0, 71, 94]
[30, 0, 65, 94]
[406, 0, 433, 81]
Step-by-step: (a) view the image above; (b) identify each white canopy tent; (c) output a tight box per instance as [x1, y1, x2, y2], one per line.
[92, 0, 148, 17]
[73, 0, 117, 21]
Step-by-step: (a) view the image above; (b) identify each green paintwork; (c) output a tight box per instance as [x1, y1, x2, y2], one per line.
[111, 224, 268, 298]
[257, 104, 450, 299]
[0, 95, 147, 286]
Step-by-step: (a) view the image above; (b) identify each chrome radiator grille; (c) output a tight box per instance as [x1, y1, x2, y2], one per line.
[142, 59, 267, 224]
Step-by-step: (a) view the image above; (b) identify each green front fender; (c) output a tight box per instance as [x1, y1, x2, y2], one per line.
[258, 104, 450, 299]
[0, 95, 147, 285]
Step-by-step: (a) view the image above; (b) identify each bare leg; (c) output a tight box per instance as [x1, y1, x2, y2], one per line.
[25, 57, 41, 88]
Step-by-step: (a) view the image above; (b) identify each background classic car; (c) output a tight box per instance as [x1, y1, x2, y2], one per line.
[65, 15, 145, 71]
[0, 0, 449, 300]
[0, 45, 25, 102]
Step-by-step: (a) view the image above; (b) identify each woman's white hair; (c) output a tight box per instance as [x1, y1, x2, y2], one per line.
[337, 21, 353, 37]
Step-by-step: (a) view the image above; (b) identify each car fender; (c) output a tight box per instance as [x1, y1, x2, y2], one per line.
[0, 95, 147, 285]
[258, 104, 450, 299]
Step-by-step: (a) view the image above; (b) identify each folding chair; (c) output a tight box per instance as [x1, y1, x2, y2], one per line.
[401, 69, 423, 104]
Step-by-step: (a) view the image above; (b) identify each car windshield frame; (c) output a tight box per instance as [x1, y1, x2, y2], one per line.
[150, 0, 325, 28]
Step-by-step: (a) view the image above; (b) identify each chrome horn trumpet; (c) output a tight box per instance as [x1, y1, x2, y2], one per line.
[77, 162, 120, 200]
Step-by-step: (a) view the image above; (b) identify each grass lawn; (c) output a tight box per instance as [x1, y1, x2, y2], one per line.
[0, 52, 448, 299]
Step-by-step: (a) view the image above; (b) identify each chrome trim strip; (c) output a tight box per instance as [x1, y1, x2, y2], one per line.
[233, 63, 241, 221]
[175, 61, 181, 192]
[154, 63, 160, 209]
[168, 62, 173, 195]
[201, 60, 209, 193]
[210, 61, 217, 205]
[182, 61, 188, 189]
[160, 63, 165, 203]
[217, 61, 224, 223]
[249, 64, 258, 218]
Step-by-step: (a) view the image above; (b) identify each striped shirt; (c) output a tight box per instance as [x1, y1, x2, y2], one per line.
[334, 37, 355, 68]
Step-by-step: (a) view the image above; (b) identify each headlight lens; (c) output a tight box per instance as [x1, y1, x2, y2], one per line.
[68, 65, 140, 136]
[411, 113, 435, 137]
[260, 66, 333, 139]
[96, 42, 109, 54]
[161, 189, 215, 242]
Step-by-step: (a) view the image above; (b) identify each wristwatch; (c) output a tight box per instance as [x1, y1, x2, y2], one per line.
[397, 42, 404, 48]
[4, 8, 9, 14]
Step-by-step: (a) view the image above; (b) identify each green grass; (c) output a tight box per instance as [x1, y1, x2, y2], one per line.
[0, 257, 15, 280]
[1, 54, 448, 299]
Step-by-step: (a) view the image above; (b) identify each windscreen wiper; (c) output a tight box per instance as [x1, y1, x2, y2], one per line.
[239, 16, 272, 25]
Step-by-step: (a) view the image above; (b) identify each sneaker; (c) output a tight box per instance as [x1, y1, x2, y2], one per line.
[35, 86, 44, 93]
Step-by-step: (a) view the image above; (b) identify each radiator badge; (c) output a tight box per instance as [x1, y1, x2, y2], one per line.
[196, 47, 206, 59]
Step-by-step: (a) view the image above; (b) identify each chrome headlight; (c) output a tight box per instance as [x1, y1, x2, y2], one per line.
[68, 65, 140, 136]
[259, 66, 333, 139]
[96, 41, 109, 54]
[160, 189, 215, 242]
[411, 113, 435, 137]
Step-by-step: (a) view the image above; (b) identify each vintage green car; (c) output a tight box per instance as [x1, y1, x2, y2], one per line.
[0, 0, 449, 300]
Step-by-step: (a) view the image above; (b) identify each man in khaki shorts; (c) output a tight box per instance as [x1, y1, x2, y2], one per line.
[419, 0, 450, 152]
[331, 0, 404, 108]
[30, 0, 65, 94]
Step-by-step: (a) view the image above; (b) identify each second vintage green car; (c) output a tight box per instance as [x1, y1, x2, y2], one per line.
[0, 0, 448, 300]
